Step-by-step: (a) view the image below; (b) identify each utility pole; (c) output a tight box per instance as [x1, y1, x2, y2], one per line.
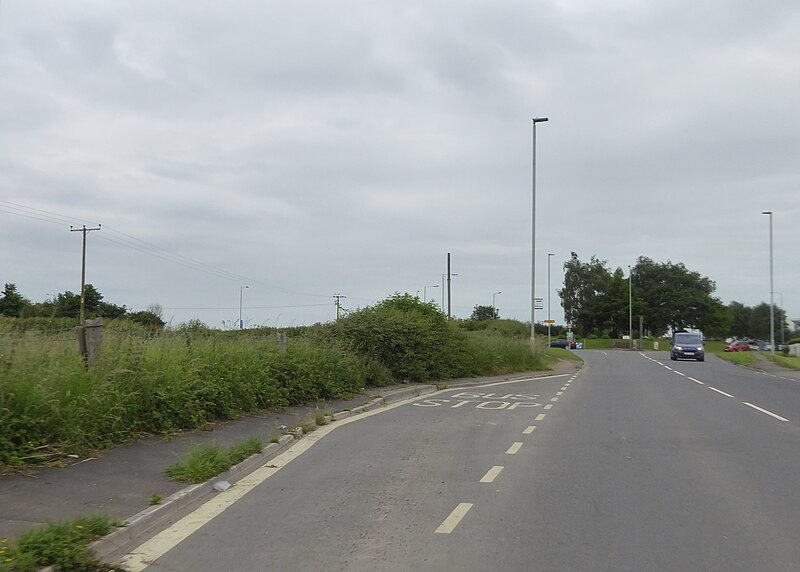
[70, 224, 101, 326]
[333, 293, 346, 321]
[70, 224, 101, 362]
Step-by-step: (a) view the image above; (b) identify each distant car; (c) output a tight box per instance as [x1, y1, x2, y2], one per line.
[549, 339, 576, 349]
[747, 341, 762, 351]
[724, 341, 750, 352]
[670, 332, 705, 361]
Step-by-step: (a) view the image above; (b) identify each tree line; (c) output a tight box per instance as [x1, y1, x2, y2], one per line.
[557, 253, 789, 340]
[0, 282, 165, 328]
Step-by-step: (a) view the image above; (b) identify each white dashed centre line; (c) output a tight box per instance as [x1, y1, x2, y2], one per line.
[480, 466, 505, 483]
[523, 425, 536, 434]
[435, 503, 473, 534]
[543, 404, 553, 410]
[535, 413, 546, 421]
[674, 371, 686, 377]
[708, 387, 734, 398]
[556, 391, 564, 395]
[688, 377, 704, 385]
[742, 402, 790, 422]
[506, 442, 524, 455]
[550, 397, 559, 402]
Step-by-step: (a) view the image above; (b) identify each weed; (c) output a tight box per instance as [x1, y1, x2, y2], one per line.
[313, 409, 330, 426]
[0, 515, 125, 571]
[164, 437, 263, 483]
[148, 493, 162, 506]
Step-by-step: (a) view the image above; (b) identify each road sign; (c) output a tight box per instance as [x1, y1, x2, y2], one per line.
[534, 297, 543, 310]
[544, 319, 555, 324]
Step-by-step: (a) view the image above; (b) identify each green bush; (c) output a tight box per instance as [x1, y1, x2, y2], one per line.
[0, 296, 553, 471]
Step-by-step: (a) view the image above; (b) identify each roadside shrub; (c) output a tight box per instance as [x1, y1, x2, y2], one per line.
[333, 294, 455, 381]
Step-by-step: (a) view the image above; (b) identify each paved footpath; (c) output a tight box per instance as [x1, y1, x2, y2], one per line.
[0, 360, 581, 558]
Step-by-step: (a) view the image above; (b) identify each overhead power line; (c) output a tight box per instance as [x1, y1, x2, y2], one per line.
[0, 200, 330, 299]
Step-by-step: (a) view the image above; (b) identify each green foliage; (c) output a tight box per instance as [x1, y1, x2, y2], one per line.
[164, 437, 264, 483]
[0, 297, 552, 471]
[333, 294, 455, 382]
[0, 515, 124, 572]
[470, 305, 498, 321]
[0, 284, 28, 318]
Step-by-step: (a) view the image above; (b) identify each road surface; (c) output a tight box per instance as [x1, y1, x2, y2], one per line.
[122, 350, 800, 571]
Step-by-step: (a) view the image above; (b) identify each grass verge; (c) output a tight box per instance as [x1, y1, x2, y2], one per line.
[771, 355, 800, 371]
[164, 436, 264, 483]
[0, 515, 124, 571]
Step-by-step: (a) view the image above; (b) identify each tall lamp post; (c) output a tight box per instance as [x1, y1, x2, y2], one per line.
[628, 265, 633, 349]
[424, 284, 439, 303]
[547, 253, 554, 347]
[762, 211, 775, 357]
[239, 285, 249, 330]
[531, 117, 549, 351]
[492, 291, 502, 319]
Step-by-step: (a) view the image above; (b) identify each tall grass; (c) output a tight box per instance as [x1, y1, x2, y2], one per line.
[0, 301, 550, 471]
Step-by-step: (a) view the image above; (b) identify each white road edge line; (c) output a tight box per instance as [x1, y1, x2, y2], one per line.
[708, 387, 734, 398]
[480, 466, 505, 483]
[506, 442, 524, 454]
[742, 402, 790, 422]
[435, 503, 474, 534]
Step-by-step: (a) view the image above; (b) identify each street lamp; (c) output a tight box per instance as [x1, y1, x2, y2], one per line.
[762, 211, 775, 356]
[628, 265, 633, 349]
[547, 253, 554, 347]
[492, 291, 502, 319]
[424, 284, 439, 303]
[531, 117, 549, 351]
[239, 285, 249, 330]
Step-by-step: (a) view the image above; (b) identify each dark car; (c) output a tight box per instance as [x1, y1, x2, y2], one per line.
[549, 339, 576, 349]
[670, 332, 705, 361]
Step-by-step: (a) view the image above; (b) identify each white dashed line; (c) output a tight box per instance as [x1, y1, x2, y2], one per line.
[480, 466, 505, 483]
[674, 371, 686, 377]
[708, 387, 734, 398]
[550, 397, 559, 402]
[435, 503, 473, 534]
[506, 442, 524, 454]
[523, 425, 536, 434]
[742, 402, 790, 422]
[556, 391, 564, 395]
[543, 404, 553, 410]
[535, 413, 546, 421]
[688, 377, 704, 385]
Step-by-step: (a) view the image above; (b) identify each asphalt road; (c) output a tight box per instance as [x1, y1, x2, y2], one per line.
[122, 351, 800, 571]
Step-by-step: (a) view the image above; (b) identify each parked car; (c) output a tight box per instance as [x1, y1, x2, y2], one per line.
[724, 340, 750, 352]
[549, 339, 576, 349]
[670, 332, 705, 361]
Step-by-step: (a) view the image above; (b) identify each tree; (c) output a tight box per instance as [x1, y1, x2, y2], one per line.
[128, 310, 166, 329]
[470, 305, 499, 321]
[631, 257, 720, 336]
[53, 284, 104, 319]
[558, 252, 612, 335]
[0, 283, 28, 317]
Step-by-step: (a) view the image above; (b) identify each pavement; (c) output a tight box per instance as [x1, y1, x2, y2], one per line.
[741, 350, 800, 381]
[0, 360, 582, 563]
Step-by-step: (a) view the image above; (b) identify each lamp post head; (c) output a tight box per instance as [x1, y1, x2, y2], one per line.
[762, 211, 772, 215]
[532, 117, 549, 123]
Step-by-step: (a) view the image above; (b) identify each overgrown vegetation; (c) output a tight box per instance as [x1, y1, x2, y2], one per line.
[164, 437, 264, 483]
[0, 515, 124, 571]
[0, 294, 549, 471]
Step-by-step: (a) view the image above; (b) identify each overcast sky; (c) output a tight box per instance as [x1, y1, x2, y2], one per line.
[1, 0, 798, 329]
